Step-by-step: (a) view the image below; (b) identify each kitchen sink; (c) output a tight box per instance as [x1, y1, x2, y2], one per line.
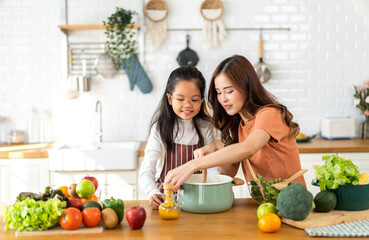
[48, 141, 141, 171]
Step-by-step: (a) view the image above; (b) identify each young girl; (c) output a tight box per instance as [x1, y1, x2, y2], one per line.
[139, 66, 217, 209]
[165, 55, 306, 190]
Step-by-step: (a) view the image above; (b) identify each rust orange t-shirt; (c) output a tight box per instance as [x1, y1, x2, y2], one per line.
[239, 107, 306, 186]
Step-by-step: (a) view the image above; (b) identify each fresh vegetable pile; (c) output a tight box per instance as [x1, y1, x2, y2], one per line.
[3, 175, 148, 232]
[313, 155, 361, 190]
[250, 174, 281, 205]
[3, 196, 66, 231]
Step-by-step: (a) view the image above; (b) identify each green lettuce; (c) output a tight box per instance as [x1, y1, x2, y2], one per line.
[313, 155, 361, 190]
[3, 196, 66, 231]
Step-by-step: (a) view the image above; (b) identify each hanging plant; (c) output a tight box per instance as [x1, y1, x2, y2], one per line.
[103, 7, 138, 70]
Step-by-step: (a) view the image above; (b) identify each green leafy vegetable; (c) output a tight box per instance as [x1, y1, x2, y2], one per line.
[3, 196, 66, 231]
[250, 174, 282, 205]
[17, 186, 68, 202]
[276, 183, 313, 221]
[313, 155, 361, 190]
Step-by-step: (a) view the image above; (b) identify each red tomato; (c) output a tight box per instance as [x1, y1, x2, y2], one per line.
[60, 207, 83, 230]
[82, 207, 101, 227]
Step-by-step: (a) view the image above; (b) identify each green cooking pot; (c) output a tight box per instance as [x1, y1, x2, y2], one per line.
[179, 174, 244, 214]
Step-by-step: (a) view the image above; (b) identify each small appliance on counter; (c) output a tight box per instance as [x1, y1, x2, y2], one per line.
[321, 117, 356, 140]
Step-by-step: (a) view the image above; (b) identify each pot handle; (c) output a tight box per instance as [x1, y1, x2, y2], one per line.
[232, 177, 244, 186]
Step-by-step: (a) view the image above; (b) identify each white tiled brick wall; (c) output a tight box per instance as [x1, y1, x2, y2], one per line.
[1, 0, 369, 143]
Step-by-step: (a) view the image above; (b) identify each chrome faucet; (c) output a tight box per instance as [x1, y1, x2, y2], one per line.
[95, 100, 102, 142]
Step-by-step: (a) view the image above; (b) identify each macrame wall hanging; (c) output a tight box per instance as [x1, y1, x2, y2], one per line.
[145, 0, 169, 50]
[200, 0, 226, 48]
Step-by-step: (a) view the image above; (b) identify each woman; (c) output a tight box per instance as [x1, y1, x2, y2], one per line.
[164, 55, 306, 191]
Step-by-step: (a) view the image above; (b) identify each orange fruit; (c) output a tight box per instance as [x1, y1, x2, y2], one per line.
[258, 213, 281, 233]
[58, 186, 70, 198]
[80, 194, 98, 205]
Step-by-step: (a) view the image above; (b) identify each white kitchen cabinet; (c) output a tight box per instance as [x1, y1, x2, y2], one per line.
[233, 165, 250, 198]
[0, 158, 49, 203]
[137, 156, 146, 200]
[49, 170, 138, 200]
[0, 159, 12, 203]
[299, 153, 332, 196]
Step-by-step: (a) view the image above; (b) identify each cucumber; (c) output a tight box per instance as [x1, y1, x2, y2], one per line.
[82, 201, 102, 212]
[313, 190, 337, 212]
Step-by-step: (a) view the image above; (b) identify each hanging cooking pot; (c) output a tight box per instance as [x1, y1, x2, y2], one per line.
[178, 174, 244, 213]
[176, 35, 199, 67]
[254, 33, 271, 83]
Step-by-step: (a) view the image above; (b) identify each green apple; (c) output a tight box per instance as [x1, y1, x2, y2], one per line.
[257, 202, 277, 219]
[76, 179, 95, 198]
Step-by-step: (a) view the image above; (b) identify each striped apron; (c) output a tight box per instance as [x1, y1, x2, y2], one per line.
[156, 142, 202, 193]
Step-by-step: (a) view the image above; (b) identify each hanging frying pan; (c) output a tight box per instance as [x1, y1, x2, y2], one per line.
[254, 33, 271, 83]
[176, 35, 199, 67]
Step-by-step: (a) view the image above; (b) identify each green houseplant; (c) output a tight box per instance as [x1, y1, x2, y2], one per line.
[103, 7, 137, 70]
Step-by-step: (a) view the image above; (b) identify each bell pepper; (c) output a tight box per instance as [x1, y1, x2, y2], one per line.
[103, 197, 124, 223]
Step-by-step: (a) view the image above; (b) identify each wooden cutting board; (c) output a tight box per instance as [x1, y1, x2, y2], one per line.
[282, 209, 369, 229]
[15, 226, 103, 237]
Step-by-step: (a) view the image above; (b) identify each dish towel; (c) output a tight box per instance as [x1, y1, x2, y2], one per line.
[305, 219, 369, 237]
[122, 55, 153, 94]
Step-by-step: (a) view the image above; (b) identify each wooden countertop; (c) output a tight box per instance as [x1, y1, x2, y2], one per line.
[138, 138, 369, 156]
[297, 138, 369, 153]
[1, 138, 369, 159]
[0, 143, 54, 159]
[2, 198, 362, 240]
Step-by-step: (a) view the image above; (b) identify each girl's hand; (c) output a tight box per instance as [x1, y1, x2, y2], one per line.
[150, 194, 165, 209]
[194, 144, 218, 159]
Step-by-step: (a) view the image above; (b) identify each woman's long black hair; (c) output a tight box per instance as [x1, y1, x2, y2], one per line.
[149, 66, 211, 152]
[208, 55, 299, 146]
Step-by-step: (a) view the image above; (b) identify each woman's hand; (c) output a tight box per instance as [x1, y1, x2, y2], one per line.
[193, 144, 218, 159]
[164, 161, 197, 191]
[150, 194, 165, 209]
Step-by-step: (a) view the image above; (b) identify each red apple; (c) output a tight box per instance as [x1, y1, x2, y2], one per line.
[67, 198, 84, 210]
[126, 206, 146, 230]
[82, 175, 98, 191]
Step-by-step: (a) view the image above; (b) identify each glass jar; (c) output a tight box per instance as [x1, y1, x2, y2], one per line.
[9, 130, 25, 144]
[363, 116, 369, 139]
[158, 184, 183, 220]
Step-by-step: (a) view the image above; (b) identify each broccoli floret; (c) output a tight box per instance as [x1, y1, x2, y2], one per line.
[276, 183, 313, 221]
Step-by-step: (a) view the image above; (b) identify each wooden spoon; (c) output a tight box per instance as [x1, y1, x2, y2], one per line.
[271, 169, 308, 190]
[246, 159, 265, 200]
[202, 169, 207, 183]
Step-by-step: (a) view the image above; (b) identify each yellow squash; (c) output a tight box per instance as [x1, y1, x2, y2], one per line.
[359, 173, 369, 185]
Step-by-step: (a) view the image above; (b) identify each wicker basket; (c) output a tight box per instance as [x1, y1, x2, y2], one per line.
[200, 0, 223, 21]
[145, 0, 168, 23]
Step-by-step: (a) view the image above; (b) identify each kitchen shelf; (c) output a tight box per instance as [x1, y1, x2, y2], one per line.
[57, 24, 140, 33]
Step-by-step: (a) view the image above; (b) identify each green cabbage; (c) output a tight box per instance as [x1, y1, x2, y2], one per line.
[3, 196, 66, 231]
[313, 155, 361, 190]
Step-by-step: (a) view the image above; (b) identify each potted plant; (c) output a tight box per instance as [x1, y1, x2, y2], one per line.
[103, 7, 152, 93]
[103, 7, 137, 70]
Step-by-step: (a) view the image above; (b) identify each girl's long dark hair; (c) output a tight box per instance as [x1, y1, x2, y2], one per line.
[208, 55, 299, 146]
[149, 66, 211, 152]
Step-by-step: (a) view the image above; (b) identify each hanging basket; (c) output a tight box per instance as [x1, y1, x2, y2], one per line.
[200, 0, 223, 21]
[144, 0, 169, 23]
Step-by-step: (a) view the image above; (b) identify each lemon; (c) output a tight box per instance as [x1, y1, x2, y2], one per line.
[296, 133, 307, 139]
[359, 173, 369, 185]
